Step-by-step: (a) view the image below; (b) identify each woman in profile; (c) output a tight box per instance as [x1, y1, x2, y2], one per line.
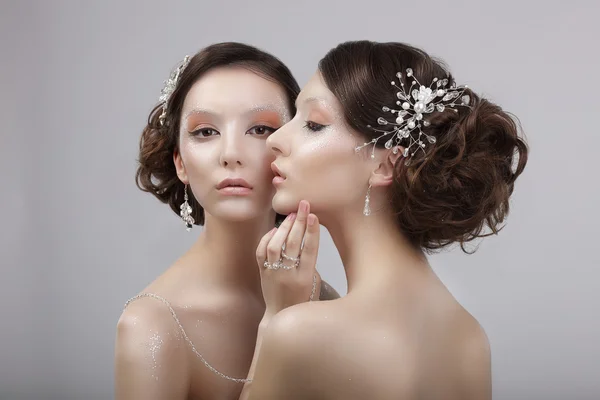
[241, 40, 528, 400]
[114, 42, 337, 400]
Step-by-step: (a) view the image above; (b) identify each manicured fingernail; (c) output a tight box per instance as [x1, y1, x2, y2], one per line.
[301, 200, 308, 213]
[308, 214, 316, 226]
[289, 213, 297, 221]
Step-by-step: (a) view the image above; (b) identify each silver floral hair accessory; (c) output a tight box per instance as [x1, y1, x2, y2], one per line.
[355, 68, 471, 160]
[158, 55, 191, 126]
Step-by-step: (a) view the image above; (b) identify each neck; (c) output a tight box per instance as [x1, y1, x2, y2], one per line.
[322, 205, 428, 294]
[187, 211, 277, 297]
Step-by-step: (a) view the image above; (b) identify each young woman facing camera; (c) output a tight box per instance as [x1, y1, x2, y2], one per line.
[241, 41, 527, 400]
[114, 42, 338, 400]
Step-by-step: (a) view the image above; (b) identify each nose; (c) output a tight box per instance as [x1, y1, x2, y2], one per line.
[267, 122, 288, 156]
[219, 131, 244, 168]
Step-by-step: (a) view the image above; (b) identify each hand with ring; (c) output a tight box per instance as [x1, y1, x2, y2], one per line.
[256, 200, 321, 319]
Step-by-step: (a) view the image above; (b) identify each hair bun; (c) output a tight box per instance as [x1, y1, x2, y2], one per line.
[393, 91, 528, 251]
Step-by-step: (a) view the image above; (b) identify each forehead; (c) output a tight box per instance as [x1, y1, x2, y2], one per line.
[297, 72, 342, 111]
[182, 66, 289, 112]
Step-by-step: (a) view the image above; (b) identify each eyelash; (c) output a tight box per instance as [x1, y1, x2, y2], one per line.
[303, 121, 327, 132]
[190, 128, 218, 138]
[247, 125, 277, 136]
[189, 125, 277, 137]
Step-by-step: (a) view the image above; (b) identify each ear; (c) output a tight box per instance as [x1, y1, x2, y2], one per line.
[173, 150, 189, 184]
[370, 146, 404, 188]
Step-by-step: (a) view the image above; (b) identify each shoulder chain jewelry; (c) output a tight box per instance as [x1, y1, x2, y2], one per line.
[124, 293, 252, 383]
[355, 67, 471, 160]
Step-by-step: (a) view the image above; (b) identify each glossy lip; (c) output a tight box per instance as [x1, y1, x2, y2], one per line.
[271, 163, 287, 187]
[216, 178, 253, 190]
[271, 163, 286, 179]
[218, 186, 252, 195]
[272, 176, 286, 187]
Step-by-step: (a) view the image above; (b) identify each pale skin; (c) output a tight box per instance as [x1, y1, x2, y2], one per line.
[239, 72, 491, 400]
[114, 67, 338, 400]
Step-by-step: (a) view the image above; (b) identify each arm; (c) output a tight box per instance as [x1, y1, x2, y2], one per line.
[114, 302, 189, 400]
[240, 201, 323, 398]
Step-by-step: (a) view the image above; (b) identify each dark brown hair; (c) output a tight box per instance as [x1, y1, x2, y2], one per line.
[319, 41, 528, 252]
[136, 42, 300, 226]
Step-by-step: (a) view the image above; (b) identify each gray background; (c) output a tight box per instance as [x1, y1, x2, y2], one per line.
[1, 0, 598, 399]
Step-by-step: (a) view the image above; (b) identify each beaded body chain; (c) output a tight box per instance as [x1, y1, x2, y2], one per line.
[124, 293, 251, 383]
[123, 278, 316, 383]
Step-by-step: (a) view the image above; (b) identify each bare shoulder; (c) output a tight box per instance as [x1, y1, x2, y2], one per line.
[261, 300, 416, 399]
[428, 276, 491, 371]
[459, 314, 490, 355]
[457, 313, 491, 375]
[445, 307, 492, 399]
[117, 293, 181, 339]
[443, 302, 491, 366]
[114, 295, 190, 398]
[249, 301, 342, 398]
[267, 300, 341, 342]
[115, 294, 188, 364]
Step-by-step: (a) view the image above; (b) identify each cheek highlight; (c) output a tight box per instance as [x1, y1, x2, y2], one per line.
[284, 124, 360, 207]
[300, 124, 353, 158]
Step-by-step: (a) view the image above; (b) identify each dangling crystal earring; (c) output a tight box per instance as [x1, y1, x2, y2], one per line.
[363, 184, 372, 216]
[180, 184, 195, 231]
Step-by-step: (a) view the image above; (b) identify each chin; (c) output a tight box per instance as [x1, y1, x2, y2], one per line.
[271, 190, 299, 215]
[212, 203, 265, 222]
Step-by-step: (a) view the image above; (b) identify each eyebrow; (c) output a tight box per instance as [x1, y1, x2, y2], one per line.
[184, 108, 217, 120]
[184, 105, 287, 121]
[242, 105, 287, 119]
[295, 96, 328, 110]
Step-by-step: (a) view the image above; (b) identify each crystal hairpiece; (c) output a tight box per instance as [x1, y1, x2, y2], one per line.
[355, 68, 471, 160]
[158, 55, 191, 126]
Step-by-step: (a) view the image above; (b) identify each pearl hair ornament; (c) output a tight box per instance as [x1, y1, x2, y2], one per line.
[158, 55, 191, 126]
[354, 68, 472, 161]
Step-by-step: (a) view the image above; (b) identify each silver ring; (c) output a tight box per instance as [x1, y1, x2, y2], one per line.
[263, 259, 282, 270]
[281, 249, 300, 263]
[279, 259, 299, 270]
[263, 256, 298, 270]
